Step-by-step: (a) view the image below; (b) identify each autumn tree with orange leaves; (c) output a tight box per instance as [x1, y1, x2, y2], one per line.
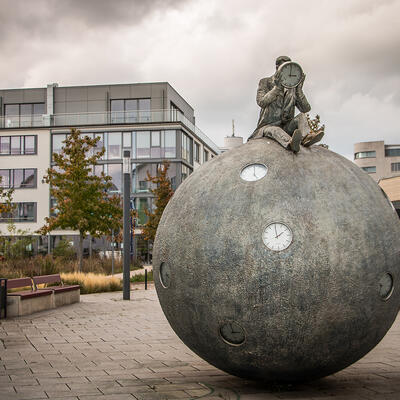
[142, 161, 174, 243]
[38, 128, 122, 271]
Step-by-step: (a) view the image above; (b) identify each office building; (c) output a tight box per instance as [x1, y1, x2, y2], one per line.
[0, 82, 219, 260]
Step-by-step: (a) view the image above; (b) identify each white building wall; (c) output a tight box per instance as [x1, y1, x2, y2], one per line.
[0, 129, 50, 234]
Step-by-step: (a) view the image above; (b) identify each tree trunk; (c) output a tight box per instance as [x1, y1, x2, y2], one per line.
[79, 233, 84, 272]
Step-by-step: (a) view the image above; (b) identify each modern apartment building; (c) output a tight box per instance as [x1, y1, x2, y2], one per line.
[0, 82, 219, 260]
[354, 140, 400, 216]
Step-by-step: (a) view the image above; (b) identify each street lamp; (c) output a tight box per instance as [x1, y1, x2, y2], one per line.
[123, 150, 131, 300]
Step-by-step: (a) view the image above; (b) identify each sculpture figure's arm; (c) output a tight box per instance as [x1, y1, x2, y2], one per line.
[256, 77, 283, 108]
[295, 74, 311, 113]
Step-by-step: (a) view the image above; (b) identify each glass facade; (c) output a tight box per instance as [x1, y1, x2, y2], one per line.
[52, 130, 178, 161]
[132, 162, 178, 194]
[0, 135, 37, 155]
[0, 169, 36, 188]
[106, 164, 122, 192]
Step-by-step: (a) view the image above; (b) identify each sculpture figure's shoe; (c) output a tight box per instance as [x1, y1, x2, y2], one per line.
[303, 130, 324, 147]
[289, 129, 302, 153]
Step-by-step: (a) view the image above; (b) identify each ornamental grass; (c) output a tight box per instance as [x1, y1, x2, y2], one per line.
[60, 272, 122, 294]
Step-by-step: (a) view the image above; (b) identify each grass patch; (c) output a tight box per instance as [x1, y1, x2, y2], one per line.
[130, 270, 154, 283]
[61, 272, 122, 294]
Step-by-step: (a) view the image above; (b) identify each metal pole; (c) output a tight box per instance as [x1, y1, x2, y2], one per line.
[145, 269, 147, 290]
[123, 150, 131, 300]
[111, 230, 114, 276]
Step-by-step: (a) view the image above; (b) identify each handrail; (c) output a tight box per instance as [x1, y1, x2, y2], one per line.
[0, 109, 220, 154]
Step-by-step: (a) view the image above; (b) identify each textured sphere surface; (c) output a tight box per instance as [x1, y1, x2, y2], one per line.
[153, 139, 400, 382]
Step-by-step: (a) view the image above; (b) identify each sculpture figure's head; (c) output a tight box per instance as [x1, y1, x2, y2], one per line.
[275, 55, 291, 70]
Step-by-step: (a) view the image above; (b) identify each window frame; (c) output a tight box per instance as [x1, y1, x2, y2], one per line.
[111, 98, 151, 123]
[4, 103, 45, 127]
[0, 168, 37, 189]
[0, 202, 37, 222]
[0, 135, 37, 156]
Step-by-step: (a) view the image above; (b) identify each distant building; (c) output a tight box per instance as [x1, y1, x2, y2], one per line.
[0, 81, 219, 261]
[354, 141, 400, 216]
[379, 176, 400, 217]
[219, 120, 244, 153]
[354, 141, 400, 182]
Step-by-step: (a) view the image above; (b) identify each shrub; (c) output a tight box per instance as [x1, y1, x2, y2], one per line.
[52, 239, 76, 260]
[61, 272, 122, 294]
[131, 270, 154, 283]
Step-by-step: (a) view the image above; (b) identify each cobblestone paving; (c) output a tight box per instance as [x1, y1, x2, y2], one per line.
[0, 287, 399, 400]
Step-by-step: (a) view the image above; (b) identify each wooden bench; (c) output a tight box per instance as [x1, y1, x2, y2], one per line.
[7, 277, 53, 317]
[33, 274, 80, 307]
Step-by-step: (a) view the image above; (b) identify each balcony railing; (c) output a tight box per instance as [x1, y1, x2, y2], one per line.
[0, 109, 220, 154]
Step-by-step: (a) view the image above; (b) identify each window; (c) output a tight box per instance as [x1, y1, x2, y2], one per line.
[361, 166, 376, 173]
[164, 130, 176, 158]
[0, 169, 37, 189]
[137, 131, 150, 159]
[391, 162, 400, 172]
[0, 135, 37, 155]
[181, 133, 193, 164]
[204, 149, 209, 163]
[111, 98, 151, 123]
[354, 151, 376, 159]
[107, 132, 122, 159]
[385, 148, 400, 157]
[123, 132, 131, 150]
[170, 102, 183, 121]
[0, 202, 36, 222]
[195, 143, 200, 162]
[4, 103, 44, 127]
[106, 164, 122, 192]
[182, 164, 192, 181]
[132, 163, 177, 193]
[151, 131, 161, 158]
[52, 134, 66, 157]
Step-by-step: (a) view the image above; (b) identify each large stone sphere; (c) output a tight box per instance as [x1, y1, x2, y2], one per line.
[153, 139, 400, 382]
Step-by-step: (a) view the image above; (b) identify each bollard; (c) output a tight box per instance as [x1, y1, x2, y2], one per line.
[145, 269, 148, 290]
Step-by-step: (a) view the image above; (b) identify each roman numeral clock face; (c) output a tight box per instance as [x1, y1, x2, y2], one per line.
[263, 223, 293, 251]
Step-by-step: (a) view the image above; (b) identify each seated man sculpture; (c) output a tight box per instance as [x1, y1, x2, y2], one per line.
[249, 56, 324, 152]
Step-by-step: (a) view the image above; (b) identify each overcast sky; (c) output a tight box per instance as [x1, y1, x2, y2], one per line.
[1, 0, 399, 158]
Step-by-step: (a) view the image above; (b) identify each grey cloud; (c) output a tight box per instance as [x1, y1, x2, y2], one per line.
[0, 0, 399, 159]
[0, 0, 187, 45]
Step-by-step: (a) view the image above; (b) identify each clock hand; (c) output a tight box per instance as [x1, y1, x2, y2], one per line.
[274, 225, 278, 238]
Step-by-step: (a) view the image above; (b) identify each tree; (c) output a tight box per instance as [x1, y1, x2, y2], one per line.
[142, 161, 174, 242]
[38, 128, 122, 271]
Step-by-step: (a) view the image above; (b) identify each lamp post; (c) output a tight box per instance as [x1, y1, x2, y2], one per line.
[123, 150, 131, 300]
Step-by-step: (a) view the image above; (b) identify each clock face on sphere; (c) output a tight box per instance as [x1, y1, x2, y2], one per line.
[219, 321, 246, 346]
[159, 262, 171, 288]
[263, 222, 293, 251]
[379, 273, 394, 300]
[279, 62, 303, 89]
[240, 163, 268, 182]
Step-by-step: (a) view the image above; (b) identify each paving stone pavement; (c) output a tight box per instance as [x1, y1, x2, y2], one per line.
[0, 287, 399, 400]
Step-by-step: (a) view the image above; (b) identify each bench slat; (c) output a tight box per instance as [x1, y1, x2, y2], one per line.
[7, 278, 33, 290]
[33, 274, 62, 286]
